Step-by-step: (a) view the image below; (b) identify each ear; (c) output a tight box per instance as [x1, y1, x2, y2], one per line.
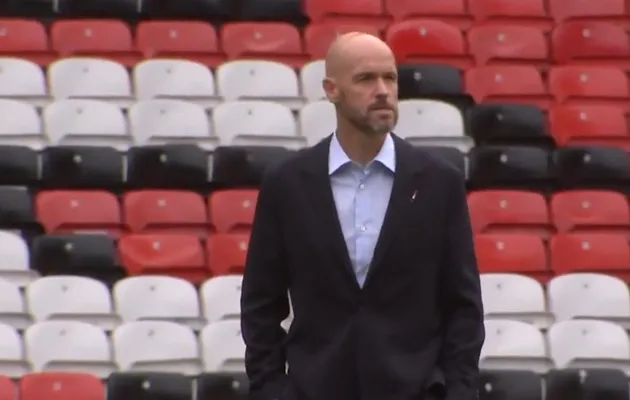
[322, 77, 339, 103]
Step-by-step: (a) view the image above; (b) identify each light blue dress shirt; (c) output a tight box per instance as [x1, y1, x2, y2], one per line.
[329, 133, 395, 287]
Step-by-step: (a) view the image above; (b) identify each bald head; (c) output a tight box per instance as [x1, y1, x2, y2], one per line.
[324, 32, 395, 78]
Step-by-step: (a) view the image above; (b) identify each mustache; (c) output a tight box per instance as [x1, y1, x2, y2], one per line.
[369, 103, 394, 110]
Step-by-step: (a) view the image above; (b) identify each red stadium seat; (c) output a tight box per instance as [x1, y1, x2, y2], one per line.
[550, 190, 630, 234]
[0, 19, 55, 66]
[549, 105, 630, 150]
[50, 19, 140, 67]
[20, 372, 105, 400]
[467, 26, 549, 67]
[123, 190, 208, 237]
[36, 191, 123, 236]
[552, 22, 630, 70]
[118, 233, 208, 283]
[465, 66, 551, 109]
[135, 21, 224, 68]
[304, 0, 389, 29]
[386, 20, 471, 69]
[474, 233, 550, 281]
[469, 0, 552, 31]
[549, 0, 629, 27]
[220, 23, 306, 67]
[384, 0, 470, 29]
[208, 189, 258, 233]
[549, 66, 630, 108]
[467, 190, 551, 237]
[0, 376, 15, 400]
[304, 23, 382, 59]
[550, 233, 630, 281]
[206, 233, 250, 276]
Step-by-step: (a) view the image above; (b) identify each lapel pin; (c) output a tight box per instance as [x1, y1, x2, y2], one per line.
[410, 190, 417, 203]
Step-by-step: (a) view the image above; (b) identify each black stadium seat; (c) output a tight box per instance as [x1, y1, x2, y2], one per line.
[553, 146, 630, 193]
[397, 63, 463, 99]
[107, 372, 193, 400]
[56, 0, 139, 19]
[238, 0, 306, 24]
[0, 187, 40, 233]
[478, 370, 543, 400]
[546, 369, 629, 400]
[196, 372, 249, 400]
[139, 0, 233, 21]
[417, 146, 466, 176]
[0, 146, 38, 187]
[212, 145, 296, 187]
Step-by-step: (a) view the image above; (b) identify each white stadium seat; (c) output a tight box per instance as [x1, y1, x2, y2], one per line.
[395, 100, 472, 152]
[26, 276, 119, 330]
[25, 321, 114, 377]
[133, 59, 220, 108]
[113, 276, 203, 329]
[43, 99, 131, 149]
[548, 320, 630, 373]
[0, 231, 38, 287]
[129, 99, 217, 149]
[113, 321, 201, 374]
[481, 273, 552, 328]
[216, 60, 303, 109]
[0, 278, 30, 330]
[200, 275, 243, 323]
[481, 319, 551, 373]
[299, 101, 336, 146]
[300, 60, 326, 101]
[0, 322, 27, 377]
[0, 58, 48, 106]
[0, 99, 44, 149]
[200, 320, 245, 372]
[48, 58, 133, 107]
[213, 101, 302, 148]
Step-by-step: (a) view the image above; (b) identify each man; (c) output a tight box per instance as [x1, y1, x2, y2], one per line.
[240, 33, 484, 400]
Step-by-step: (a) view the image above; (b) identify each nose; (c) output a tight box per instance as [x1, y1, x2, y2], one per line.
[374, 77, 390, 96]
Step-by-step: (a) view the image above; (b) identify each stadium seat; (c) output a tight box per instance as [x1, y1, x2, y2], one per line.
[300, 60, 326, 101]
[397, 63, 464, 100]
[468, 26, 549, 67]
[220, 23, 306, 68]
[50, 19, 140, 67]
[550, 233, 630, 280]
[238, 0, 305, 22]
[481, 319, 551, 372]
[0, 145, 38, 186]
[133, 59, 219, 108]
[40, 146, 124, 190]
[212, 145, 295, 186]
[549, 105, 630, 150]
[26, 276, 118, 330]
[113, 276, 203, 329]
[548, 319, 630, 371]
[0, 376, 15, 400]
[395, 99, 470, 151]
[469, 0, 552, 31]
[20, 372, 105, 400]
[138, 0, 231, 20]
[56, 0, 138, 19]
[548, 66, 630, 108]
[549, 0, 628, 26]
[196, 372, 249, 400]
[208, 189, 258, 233]
[475, 233, 549, 281]
[481, 273, 550, 328]
[30, 234, 123, 286]
[47, 58, 133, 108]
[550, 190, 630, 234]
[0, 188, 37, 231]
[546, 368, 629, 400]
[216, 60, 302, 109]
[465, 66, 551, 109]
[553, 146, 630, 191]
[0, 19, 55, 66]
[467, 103, 553, 148]
[135, 21, 224, 68]
[206, 234, 249, 276]
[212, 101, 302, 148]
[200, 319, 245, 372]
[416, 146, 465, 175]
[467, 146, 552, 191]
[106, 372, 192, 400]
[113, 321, 201, 374]
[0, 231, 36, 287]
[386, 20, 470, 68]
[128, 100, 217, 150]
[552, 21, 630, 70]
[304, 0, 389, 28]
[200, 275, 243, 323]
[123, 190, 208, 237]
[117, 233, 208, 283]
[0, 278, 30, 329]
[0, 58, 48, 106]
[477, 370, 543, 400]
[0, 322, 27, 377]
[548, 273, 630, 327]
[384, 0, 469, 28]
[43, 100, 131, 149]
[299, 101, 336, 146]
[0, 99, 43, 149]
[25, 320, 114, 377]
[303, 23, 381, 59]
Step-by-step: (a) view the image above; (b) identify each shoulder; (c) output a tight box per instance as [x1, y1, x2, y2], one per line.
[394, 135, 464, 184]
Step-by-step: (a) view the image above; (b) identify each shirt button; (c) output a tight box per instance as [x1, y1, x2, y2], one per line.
[359, 225, 366, 232]
[359, 183, 365, 189]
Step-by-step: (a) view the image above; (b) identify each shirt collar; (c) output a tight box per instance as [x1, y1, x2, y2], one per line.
[328, 132, 396, 175]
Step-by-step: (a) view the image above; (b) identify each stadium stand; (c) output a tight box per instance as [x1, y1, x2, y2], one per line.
[0, 0, 629, 399]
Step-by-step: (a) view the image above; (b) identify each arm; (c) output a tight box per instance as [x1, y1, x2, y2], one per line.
[438, 168, 485, 400]
[240, 169, 290, 400]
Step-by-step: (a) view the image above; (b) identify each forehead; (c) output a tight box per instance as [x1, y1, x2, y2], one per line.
[346, 51, 397, 76]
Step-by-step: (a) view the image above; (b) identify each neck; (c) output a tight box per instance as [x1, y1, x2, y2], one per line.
[335, 124, 387, 166]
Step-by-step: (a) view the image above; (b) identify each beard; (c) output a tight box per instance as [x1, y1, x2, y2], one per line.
[337, 94, 398, 136]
